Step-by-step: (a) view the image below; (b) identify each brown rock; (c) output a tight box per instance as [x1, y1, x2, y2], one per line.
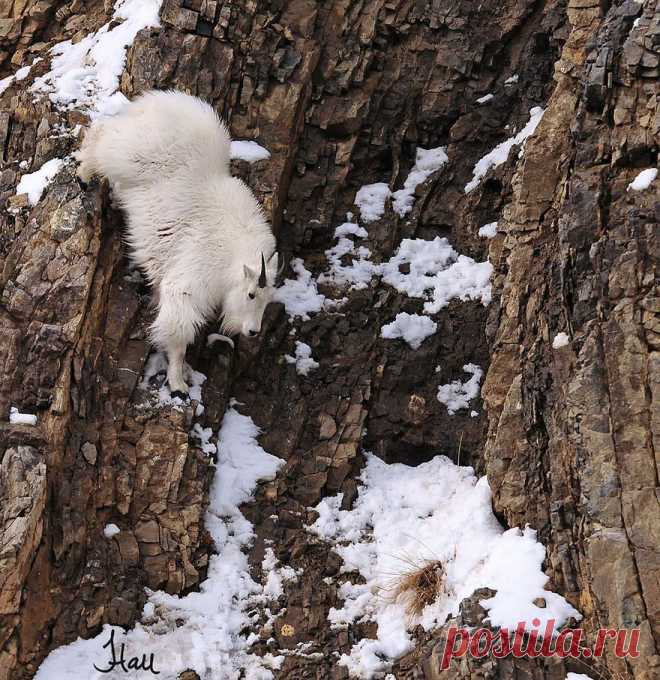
[1, 0, 657, 678]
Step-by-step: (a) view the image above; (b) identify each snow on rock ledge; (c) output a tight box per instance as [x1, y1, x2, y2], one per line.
[627, 167, 657, 192]
[9, 407, 38, 425]
[308, 453, 581, 679]
[437, 363, 483, 415]
[478, 221, 498, 238]
[464, 107, 545, 193]
[230, 140, 271, 163]
[392, 146, 448, 217]
[274, 258, 330, 320]
[381, 237, 493, 313]
[285, 341, 319, 375]
[354, 182, 391, 223]
[30, 0, 162, 118]
[381, 312, 437, 350]
[15, 158, 65, 206]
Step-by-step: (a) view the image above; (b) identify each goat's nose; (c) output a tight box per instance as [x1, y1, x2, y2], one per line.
[249, 330, 258, 337]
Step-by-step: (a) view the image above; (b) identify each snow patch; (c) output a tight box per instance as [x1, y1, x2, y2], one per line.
[16, 157, 65, 206]
[476, 93, 494, 104]
[274, 258, 329, 320]
[437, 363, 483, 415]
[0, 57, 42, 95]
[31, 0, 162, 118]
[9, 407, 38, 425]
[552, 332, 570, 349]
[103, 524, 120, 538]
[478, 221, 498, 238]
[261, 548, 298, 599]
[230, 140, 271, 163]
[308, 453, 581, 678]
[381, 313, 437, 350]
[318, 233, 491, 312]
[627, 167, 657, 192]
[354, 183, 391, 223]
[285, 341, 319, 376]
[392, 146, 448, 216]
[381, 237, 493, 313]
[464, 107, 545, 193]
[348, 147, 449, 222]
[318, 231, 380, 290]
[277, 228, 492, 329]
[504, 74, 519, 85]
[0, 75, 13, 96]
[190, 423, 216, 455]
[335, 221, 368, 239]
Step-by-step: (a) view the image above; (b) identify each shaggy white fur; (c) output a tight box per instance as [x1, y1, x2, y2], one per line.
[76, 90, 278, 395]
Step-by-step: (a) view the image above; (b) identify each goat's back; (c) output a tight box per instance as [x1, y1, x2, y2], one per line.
[79, 90, 231, 190]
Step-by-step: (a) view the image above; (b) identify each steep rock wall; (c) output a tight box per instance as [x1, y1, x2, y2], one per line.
[0, 0, 656, 678]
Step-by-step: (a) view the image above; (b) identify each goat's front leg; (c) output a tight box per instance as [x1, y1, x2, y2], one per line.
[165, 339, 188, 399]
[151, 284, 200, 400]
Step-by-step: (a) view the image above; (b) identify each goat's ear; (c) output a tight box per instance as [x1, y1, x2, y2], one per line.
[243, 264, 255, 279]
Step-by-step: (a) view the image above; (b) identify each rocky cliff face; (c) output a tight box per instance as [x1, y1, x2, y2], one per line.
[482, 2, 659, 679]
[0, 0, 657, 679]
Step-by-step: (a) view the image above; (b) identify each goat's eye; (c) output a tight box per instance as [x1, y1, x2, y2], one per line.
[248, 292, 256, 300]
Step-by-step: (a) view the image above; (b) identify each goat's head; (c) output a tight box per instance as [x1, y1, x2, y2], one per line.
[222, 251, 280, 338]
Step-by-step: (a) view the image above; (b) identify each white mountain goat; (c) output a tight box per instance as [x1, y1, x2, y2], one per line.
[76, 90, 279, 397]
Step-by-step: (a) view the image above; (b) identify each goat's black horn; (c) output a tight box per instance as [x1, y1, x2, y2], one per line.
[258, 253, 267, 288]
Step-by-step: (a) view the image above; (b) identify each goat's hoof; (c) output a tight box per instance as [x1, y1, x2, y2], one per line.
[170, 390, 189, 401]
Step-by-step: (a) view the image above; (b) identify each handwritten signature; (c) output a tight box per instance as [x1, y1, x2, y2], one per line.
[93, 629, 159, 674]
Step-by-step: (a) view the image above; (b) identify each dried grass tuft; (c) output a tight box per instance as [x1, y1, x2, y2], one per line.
[391, 560, 445, 618]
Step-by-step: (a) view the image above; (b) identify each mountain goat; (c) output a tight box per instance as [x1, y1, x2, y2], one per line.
[76, 90, 279, 398]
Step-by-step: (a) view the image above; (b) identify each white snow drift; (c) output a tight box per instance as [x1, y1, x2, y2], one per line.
[274, 257, 330, 320]
[354, 183, 391, 222]
[285, 341, 319, 375]
[309, 453, 581, 678]
[437, 363, 484, 415]
[31, 0, 162, 118]
[230, 140, 271, 163]
[392, 146, 448, 216]
[478, 221, 498, 238]
[351, 146, 449, 223]
[0, 57, 42, 96]
[381, 313, 437, 350]
[627, 167, 657, 192]
[465, 107, 545, 193]
[381, 237, 493, 313]
[15, 157, 65, 206]
[8, 407, 38, 426]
